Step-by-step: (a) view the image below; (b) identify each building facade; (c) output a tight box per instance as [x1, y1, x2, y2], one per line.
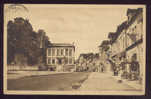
[105, 8, 144, 83]
[46, 43, 75, 71]
[98, 40, 112, 72]
[125, 8, 143, 81]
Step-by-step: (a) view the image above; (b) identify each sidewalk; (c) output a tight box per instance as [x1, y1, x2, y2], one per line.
[79, 72, 142, 91]
[100, 71, 142, 90]
[111, 74, 142, 90]
[7, 71, 71, 79]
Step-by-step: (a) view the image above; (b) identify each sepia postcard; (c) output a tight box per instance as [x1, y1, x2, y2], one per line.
[3, 4, 146, 95]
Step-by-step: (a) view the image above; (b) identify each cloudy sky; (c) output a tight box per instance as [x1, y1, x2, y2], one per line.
[4, 4, 144, 58]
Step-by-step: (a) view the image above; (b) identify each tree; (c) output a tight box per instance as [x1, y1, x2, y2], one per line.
[7, 17, 51, 66]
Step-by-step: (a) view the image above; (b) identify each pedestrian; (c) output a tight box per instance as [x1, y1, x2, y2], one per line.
[99, 63, 103, 73]
[116, 66, 119, 76]
[120, 61, 127, 79]
[130, 54, 140, 80]
[101, 64, 104, 72]
[112, 62, 117, 76]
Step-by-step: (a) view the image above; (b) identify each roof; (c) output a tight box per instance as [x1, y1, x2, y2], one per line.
[108, 32, 116, 39]
[108, 32, 117, 44]
[110, 21, 127, 45]
[126, 8, 143, 29]
[47, 43, 75, 47]
[99, 40, 110, 47]
[127, 9, 138, 16]
[110, 8, 142, 45]
[127, 8, 142, 16]
[79, 53, 94, 59]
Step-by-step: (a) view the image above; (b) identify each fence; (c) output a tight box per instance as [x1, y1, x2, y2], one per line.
[7, 65, 39, 71]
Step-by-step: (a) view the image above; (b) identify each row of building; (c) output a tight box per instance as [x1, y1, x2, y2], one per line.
[98, 8, 144, 83]
[76, 53, 100, 72]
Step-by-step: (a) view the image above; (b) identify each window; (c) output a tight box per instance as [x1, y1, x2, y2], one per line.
[61, 49, 64, 56]
[65, 49, 68, 56]
[52, 48, 55, 56]
[48, 58, 51, 64]
[128, 16, 130, 22]
[58, 58, 62, 64]
[52, 58, 55, 64]
[65, 58, 68, 64]
[73, 58, 75, 64]
[48, 49, 51, 56]
[57, 49, 59, 56]
[69, 58, 72, 64]
[69, 49, 72, 56]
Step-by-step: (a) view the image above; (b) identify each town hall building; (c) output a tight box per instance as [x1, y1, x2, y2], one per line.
[46, 43, 75, 71]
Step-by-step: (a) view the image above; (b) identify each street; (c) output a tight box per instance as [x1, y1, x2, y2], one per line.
[7, 71, 141, 91]
[7, 72, 90, 91]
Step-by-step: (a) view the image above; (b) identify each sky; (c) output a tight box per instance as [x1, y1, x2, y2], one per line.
[4, 4, 144, 59]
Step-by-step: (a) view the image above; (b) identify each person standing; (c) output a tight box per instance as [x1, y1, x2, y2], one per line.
[130, 54, 140, 80]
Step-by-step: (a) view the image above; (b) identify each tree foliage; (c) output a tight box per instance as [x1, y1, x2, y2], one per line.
[7, 17, 51, 65]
